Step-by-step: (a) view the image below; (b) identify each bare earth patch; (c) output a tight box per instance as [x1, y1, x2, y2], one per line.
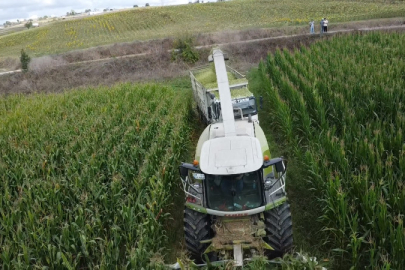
[0, 18, 404, 95]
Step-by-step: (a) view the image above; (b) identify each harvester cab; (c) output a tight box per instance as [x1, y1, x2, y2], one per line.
[179, 49, 293, 266]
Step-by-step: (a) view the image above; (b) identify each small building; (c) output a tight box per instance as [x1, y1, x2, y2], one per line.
[32, 23, 39, 27]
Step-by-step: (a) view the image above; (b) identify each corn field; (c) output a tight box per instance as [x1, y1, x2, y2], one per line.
[0, 83, 191, 268]
[1, 0, 405, 58]
[256, 32, 405, 269]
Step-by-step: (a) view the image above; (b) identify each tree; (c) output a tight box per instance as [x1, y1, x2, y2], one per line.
[67, 10, 76, 16]
[145, 3, 150, 6]
[133, 5, 138, 7]
[20, 49, 31, 72]
[85, 9, 91, 13]
[24, 21, 33, 29]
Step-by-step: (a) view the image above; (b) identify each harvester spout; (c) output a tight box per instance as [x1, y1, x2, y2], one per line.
[212, 49, 236, 137]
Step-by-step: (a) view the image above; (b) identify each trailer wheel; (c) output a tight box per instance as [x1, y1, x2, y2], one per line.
[264, 202, 293, 258]
[184, 207, 213, 263]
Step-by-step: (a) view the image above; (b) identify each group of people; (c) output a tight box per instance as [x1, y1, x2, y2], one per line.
[309, 18, 329, 34]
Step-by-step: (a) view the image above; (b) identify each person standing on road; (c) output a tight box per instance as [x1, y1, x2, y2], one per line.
[320, 18, 324, 34]
[323, 18, 329, 33]
[309, 20, 315, 34]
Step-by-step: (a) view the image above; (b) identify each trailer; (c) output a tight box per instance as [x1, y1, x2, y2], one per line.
[190, 63, 259, 125]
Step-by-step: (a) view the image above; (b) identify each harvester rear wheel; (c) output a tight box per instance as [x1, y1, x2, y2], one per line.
[184, 207, 213, 263]
[264, 202, 293, 258]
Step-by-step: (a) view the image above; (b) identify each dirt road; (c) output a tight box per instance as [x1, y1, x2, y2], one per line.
[0, 22, 404, 94]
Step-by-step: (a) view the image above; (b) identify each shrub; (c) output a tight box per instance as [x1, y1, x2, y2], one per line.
[171, 35, 199, 64]
[20, 49, 31, 72]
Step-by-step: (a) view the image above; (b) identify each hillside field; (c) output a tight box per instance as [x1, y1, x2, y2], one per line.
[0, 0, 405, 58]
[250, 31, 405, 269]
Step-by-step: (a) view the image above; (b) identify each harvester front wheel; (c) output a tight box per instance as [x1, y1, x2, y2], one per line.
[264, 202, 293, 258]
[184, 207, 213, 263]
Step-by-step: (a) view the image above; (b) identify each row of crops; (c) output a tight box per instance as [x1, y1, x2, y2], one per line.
[254, 32, 405, 269]
[1, 0, 405, 58]
[0, 83, 192, 268]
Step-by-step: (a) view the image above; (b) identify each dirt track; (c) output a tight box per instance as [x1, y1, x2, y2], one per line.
[0, 22, 404, 95]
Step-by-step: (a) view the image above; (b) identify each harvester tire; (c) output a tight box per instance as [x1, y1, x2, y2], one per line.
[264, 202, 293, 257]
[184, 207, 213, 263]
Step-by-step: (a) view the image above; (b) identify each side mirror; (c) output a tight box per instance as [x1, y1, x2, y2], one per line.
[275, 160, 286, 173]
[179, 162, 201, 179]
[263, 157, 286, 173]
[208, 107, 212, 120]
[260, 96, 263, 109]
[179, 165, 189, 179]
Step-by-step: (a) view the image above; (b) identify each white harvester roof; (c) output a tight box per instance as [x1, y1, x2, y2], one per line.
[209, 120, 255, 138]
[199, 136, 263, 175]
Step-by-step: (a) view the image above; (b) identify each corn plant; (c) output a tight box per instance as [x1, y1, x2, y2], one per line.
[255, 32, 405, 269]
[0, 82, 192, 268]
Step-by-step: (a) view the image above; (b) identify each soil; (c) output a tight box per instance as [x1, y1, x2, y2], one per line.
[0, 17, 404, 95]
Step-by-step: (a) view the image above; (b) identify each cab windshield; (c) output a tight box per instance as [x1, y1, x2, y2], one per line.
[232, 97, 257, 118]
[205, 171, 263, 211]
